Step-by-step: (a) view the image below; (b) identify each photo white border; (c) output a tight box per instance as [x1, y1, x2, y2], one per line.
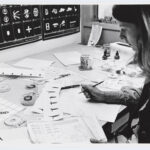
[0, 0, 150, 150]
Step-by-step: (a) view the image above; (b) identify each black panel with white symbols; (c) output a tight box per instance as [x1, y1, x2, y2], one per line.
[42, 5, 80, 40]
[0, 5, 80, 50]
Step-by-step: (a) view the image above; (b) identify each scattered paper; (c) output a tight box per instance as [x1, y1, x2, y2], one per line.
[0, 98, 24, 122]
[0, 127, 31, 144]
[13, 58, 53, 70]
[59, 88, 121, 123]
[54, 51, 81, 66]
[79, 69, 108, 83]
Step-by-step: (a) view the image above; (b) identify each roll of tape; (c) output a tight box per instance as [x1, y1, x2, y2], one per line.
[26, 84, 36, 89]
[4, 115, 26, 127]
[21, 92, 36, 106]
[0, 83, 11, 93]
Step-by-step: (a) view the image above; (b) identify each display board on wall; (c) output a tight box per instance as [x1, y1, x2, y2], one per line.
[42, 5, 80, 40]
[0, 5, 80, 50]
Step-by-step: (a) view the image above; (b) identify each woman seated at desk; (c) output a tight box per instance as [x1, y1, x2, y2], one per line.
[81, 5, 150, 143]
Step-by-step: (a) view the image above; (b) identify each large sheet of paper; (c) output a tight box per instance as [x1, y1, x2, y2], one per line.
[27, 117, 107, 144]
[59, 88, 121, 123]
[13, 58, 53, 70]
[54, 51, 81, 66]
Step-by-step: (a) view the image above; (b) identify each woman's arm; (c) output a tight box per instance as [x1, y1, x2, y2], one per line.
[81, 84, 142, 106]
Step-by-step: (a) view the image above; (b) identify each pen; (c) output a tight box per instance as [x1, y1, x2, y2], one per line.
[79, 80, 104, 94]
[117, 42, 130, 47]
[61, 84, 80, 90]
[54, 74, 71, 80]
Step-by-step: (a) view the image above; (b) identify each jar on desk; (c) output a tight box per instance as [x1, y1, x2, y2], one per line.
[80, 54, 93, 70]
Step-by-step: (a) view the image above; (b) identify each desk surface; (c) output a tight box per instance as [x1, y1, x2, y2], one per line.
[0, 43, 142, 144]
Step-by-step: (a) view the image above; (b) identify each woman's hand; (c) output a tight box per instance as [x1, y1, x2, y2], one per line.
[81, 84, 105, 103]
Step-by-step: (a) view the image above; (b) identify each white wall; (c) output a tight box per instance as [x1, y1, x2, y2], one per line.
[98, 4, 113, 19]
[0, 32, 81, 62]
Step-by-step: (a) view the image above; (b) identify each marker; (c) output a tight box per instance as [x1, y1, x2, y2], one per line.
[79, 80, 104, 94]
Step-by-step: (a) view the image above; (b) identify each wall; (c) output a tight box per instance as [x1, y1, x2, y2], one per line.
[0, 32, 81, 62]
[82, 22, 121, 45]
[98, 4, 113, 19]
[80, 5, 98, 44]
[81, 5, 122, 45]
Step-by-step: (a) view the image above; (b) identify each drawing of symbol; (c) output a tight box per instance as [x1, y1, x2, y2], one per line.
[3, 16, 9, 23]
[24, 9, 30, 19]
[45, 8, 49, 15]
[52, 9, 58, 14]
[59, 8, 65, 13]
[60, 20, 65, 27]
[74, 6, 77, 12]
[33, 8, 39, 17]
[6, 30, 10, 36]
[26, 26, 32, 33]
[17, 28, 21, 34]
[2, 8, 8, 14]
[53, 23, 59, 28]
[13, 10, 20, 20]
[45, 23, 50, 30]
[66, 7, 72, 12]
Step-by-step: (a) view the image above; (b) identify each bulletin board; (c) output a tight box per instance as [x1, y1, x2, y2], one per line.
[0, 5, 80, 50]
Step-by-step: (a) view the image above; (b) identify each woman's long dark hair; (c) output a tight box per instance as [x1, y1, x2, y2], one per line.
[112, 5, 150, 77]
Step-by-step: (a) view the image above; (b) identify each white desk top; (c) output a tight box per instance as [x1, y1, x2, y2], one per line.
[0, 43, 143, 144]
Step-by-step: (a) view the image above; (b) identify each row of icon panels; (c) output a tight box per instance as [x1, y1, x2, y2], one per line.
[0, 18, 79, 42]
[0, 21, 41, 42]
[0, 5, 80, 24]
[44, 18, 79, 33]
[0, 6, 41, 24]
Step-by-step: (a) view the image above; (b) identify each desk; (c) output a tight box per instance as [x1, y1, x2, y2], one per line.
[0, 43, 143, 144]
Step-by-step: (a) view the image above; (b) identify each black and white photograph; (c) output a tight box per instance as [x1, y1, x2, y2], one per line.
[0, 0, 150, 149]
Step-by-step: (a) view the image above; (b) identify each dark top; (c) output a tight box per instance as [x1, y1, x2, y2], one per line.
[137, 82, 150, 143]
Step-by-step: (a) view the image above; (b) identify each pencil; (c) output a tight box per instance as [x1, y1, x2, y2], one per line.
[79, 80, 104, 94]
[92, 80, 104, 87]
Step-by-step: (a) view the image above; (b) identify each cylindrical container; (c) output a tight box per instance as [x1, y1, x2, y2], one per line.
[80, 54, 93, 70]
